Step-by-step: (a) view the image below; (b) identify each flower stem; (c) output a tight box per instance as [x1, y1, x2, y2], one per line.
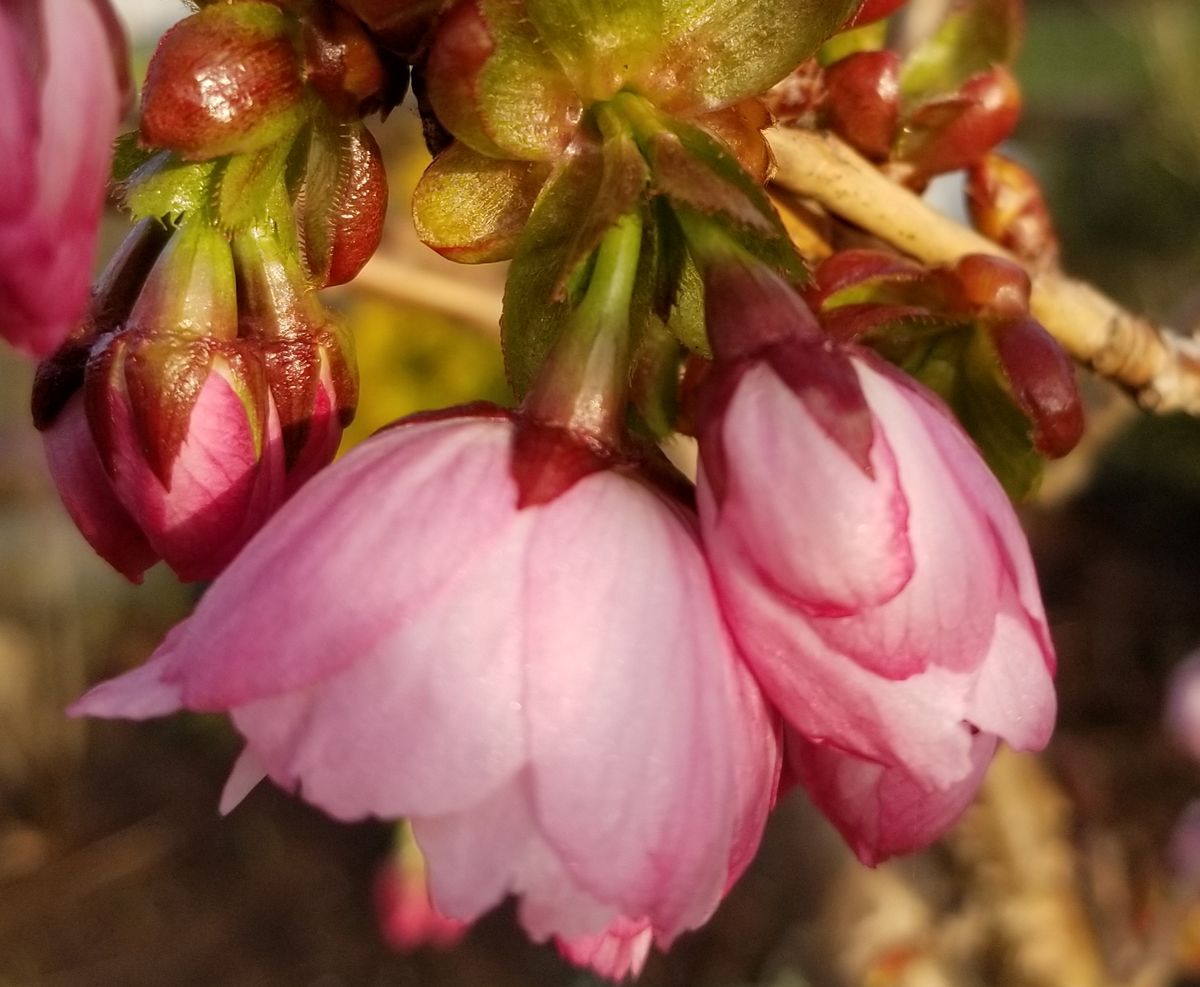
[522, 210, 644, 443]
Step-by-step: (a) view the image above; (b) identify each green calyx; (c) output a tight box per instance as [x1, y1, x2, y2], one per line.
[521, 210, 645, 443]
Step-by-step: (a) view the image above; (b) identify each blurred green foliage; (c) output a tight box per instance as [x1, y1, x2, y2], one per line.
[338, 298, 511, 451]
[1020, 0, 1200, 321]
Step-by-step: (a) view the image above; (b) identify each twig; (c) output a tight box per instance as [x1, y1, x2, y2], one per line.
[337, 253, 503, 334]
[767, 127, 1200, 415]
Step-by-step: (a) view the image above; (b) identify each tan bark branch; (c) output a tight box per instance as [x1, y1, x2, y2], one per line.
[767, 127, 1200, 415]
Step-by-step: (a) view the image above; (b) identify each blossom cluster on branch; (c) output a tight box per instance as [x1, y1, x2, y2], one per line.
[0, 0, 1120, 979]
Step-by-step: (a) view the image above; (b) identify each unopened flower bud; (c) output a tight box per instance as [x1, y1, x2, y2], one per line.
[823, 51, 901, 161]
[302, 5, 388, 119]
[0, 0, 128, 357]
[953, 253, 1031, 318]
[967, 152, 1060, 267]
[140, 2, 307, 160]
[988, 315, 1083, 459]
[899, 66, 1022, 184]
[233, 222, 358, 491]
[297, 122, 388, 287]
[37, 222, 288, 582]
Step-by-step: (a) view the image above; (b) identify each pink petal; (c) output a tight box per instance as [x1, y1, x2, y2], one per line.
[710, 547, 979, 788]
[963, 595, 1056, 753]
[106, 363, 286, 581]
[902, 374, 1056, 673]
[41, 394, 158, 581]
[787, 728, 997, 865]
[412, 775, 617, 939]
[166, 417, 522, 706]
[804, 358, 1001, 677]
[227, 507, 530, 819]
[523, 472, 747, 938]
[69, 627, 188, 719]
[557, 917, 655, 981]
[0, 15, 36, 221]
[707, 363, 914, 622]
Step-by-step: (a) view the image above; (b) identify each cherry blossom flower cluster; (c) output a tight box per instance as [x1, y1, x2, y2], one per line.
[4, 0, 1074, 979]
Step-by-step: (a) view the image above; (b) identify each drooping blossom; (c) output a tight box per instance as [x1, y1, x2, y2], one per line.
[72, 407, 780, 950]
[691, 250, 1056, 863]
[0, 0, 127, 357]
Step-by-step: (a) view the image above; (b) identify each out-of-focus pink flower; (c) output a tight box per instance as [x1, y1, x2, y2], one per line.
[0, 0, 127, 357]
[375, 822, 467, 951]
[693, 256, 1056, 864]
[1167, 651, 1200, 764]
[72, 408, 780, 948]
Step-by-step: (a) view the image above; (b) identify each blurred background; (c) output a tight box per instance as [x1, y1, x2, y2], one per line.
[2, 0, 1200, 984]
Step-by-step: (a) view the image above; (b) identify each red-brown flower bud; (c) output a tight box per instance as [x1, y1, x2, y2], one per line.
[302, 4, 387, 118]
[233, 222, 358, 489]
[989, 316, 1083, 459]
[334, 0, 445, 58]
[140, 2, 307, 160]
[953, 253, 1030, 318]
[898, 65, 1022, 183]
[966, 152, 1060, 267]
[823, 51, 901, 162]
[296, 122, 388, 287]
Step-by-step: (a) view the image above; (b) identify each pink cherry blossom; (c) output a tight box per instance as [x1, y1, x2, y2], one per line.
[72, 408, 780, 948]
[694, 260, 1055, 863]
[0, 0, 127, 357]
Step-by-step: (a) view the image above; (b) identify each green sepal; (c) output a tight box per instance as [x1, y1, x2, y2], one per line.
[501, 121, 652, 398]
[616, 96, 805, 284]
[900, 0, 1022, 105]
[214, 137, 296, 232]
[647, 202, 710, 356]
[526, 0, 663, 101]
[111, 132, 157, 184]
[413, 141, 551, 263]
[652, 0, 860, 112]
[120, 151, 218, 224]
